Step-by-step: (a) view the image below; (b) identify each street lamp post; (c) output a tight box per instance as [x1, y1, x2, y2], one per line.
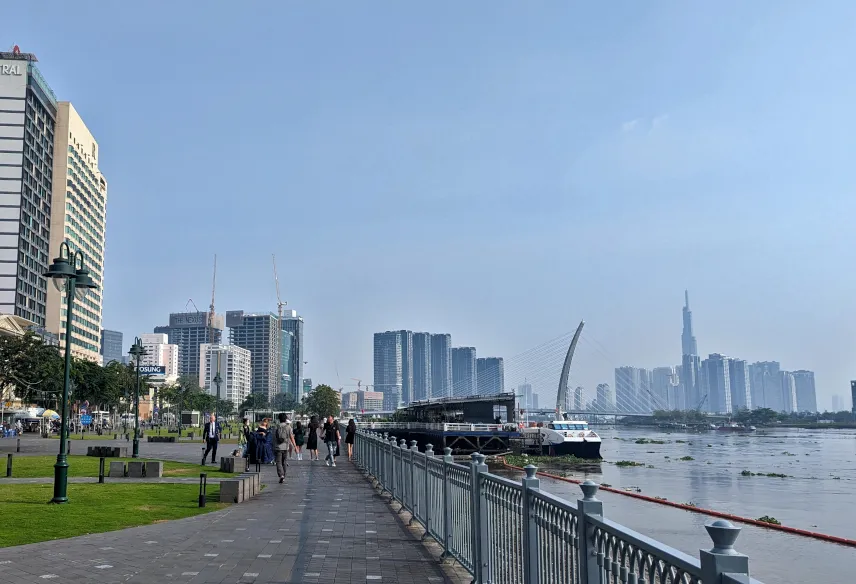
[213, 371, 222, 422]
[128, 338, 148, 458]
[43, 242, 97, 504]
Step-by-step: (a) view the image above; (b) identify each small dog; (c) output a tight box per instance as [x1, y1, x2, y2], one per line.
[231, 449, 242, 457]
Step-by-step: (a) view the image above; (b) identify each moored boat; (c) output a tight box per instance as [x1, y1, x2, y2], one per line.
[522, 420, 602, 459]
[716, 422, 756, 433]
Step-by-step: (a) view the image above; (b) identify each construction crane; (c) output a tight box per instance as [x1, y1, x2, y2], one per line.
[272, 254, 286, 320]
[208, 254, 217, 345]
[185, 299, 199, 313]
[351, 378, 362, 390]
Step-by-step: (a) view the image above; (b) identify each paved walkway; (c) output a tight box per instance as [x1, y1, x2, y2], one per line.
[0, 444, 469, 583]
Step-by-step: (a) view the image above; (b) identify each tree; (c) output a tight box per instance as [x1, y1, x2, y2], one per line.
[240, 393, 269, 413]
[301, 384, 341, 419]
[0, 332, 64, 406]
[270, 393, 298, 412]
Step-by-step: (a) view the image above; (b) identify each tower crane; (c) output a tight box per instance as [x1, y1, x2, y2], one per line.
[351, 378, 362, 390]
[272, 254, 286, 321]
[208, 254, 217, 345]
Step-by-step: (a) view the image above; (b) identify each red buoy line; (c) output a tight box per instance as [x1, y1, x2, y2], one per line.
[501, 459, 856, 548]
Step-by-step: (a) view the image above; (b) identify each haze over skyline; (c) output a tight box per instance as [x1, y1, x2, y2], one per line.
[7, 2, 855, 410]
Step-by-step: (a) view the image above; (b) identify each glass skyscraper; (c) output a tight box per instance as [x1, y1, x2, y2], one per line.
[452, 347, 477, 397]
[374, 330, 403, 409]
[280, 310, 304, 402]
[100, 329, 123, 365]
[430, 333, 452, 399]
[412, 332, 432, 401]
[229, 312, 280, 400]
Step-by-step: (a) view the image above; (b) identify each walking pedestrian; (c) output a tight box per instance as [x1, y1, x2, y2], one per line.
[239, 417, 251, 458]
[201, 413, 221, 465]
[307, 415, 320, 461]
[345, 418, 356, 460]
[274, 413, 297, 483]
[293, 421, 305, 460]
[322, 415, 340, 467]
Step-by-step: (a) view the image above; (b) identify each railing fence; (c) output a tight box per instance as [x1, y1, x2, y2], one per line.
[355, 429, 763, 584]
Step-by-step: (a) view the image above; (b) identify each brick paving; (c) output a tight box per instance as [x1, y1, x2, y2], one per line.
[0, 437, 469, 584]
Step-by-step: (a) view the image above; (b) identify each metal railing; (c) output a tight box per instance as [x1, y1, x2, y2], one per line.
[363, 421, 517, 432]
[355, 429, 763, 584]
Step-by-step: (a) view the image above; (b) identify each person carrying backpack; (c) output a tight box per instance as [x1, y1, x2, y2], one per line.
[274, 413, 297, 483]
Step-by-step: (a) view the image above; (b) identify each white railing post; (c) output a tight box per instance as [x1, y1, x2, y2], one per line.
[388, 436, 397, 501]
[423, 444, 434, 540]
[470, 452, 490, 584]
[441, 446, 453, 559]
[700, 520, 751, 584]
[577, 480, 604, 584]
[521, 464, 540, 584]
[407, 440, 418, 525]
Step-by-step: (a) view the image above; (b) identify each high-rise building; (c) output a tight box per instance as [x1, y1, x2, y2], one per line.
[680, 291, 701, 410]
[431, 334, 452, 399]
[154, 312, 224, 380]
[412, 332, 432, 401]
[229, 311, 280, 401]
[728, 359, 751, 411]
[792, 370, 817, 413]
[476, 357, 504, 395]
[280, 310, 304, 402]
[0, 48, 57, 327]
[749, 361, 781, 411]
[279, 329, 293, 396]
[614, 367, 652, 413]
[531, 392, 539, 409]
[831, 394, 844, 412]
[779, 371, 797, 413]
[374, 331, 403, 409]
[398, 330, 413, 405]
[519, 382, 533, 409]
[594, 383, 614, 411]
[452, 347, 477, 397]
[302, 378, 312, 397]
[573, 386, 584, 410]
[200, 343, 251, 408]
[45, 102, 107, 363]
[700, 354, 732, 414]
[100, 329, 123, 365]
[140, 333, 179, 379]
[651, 367, 678, 411]
[359, 391, 384, 412]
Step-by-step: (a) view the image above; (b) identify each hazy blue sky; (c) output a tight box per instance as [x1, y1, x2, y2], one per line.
[6, 2, 856, 409]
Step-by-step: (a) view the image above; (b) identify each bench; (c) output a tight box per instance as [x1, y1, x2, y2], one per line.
[219, 471, 260, 504]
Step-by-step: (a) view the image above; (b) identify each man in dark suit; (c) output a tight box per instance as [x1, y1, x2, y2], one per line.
[202, 413, 221, 465]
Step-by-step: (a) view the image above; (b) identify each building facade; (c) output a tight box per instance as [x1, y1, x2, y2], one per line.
[45, 102, 107, 363]
[748, 361, 781, 411]
[451, 346, 477, 398]
[779, 370, 797, 413]
[594, 383, 614, 411]
[140, 333, 179, 379]
[476, 357, 504, 395]
[412, 332, 432, 401]
[430, 333, 452, 399]
[651, 367, 678, 411]
[700, 354, 732, 414]
[280, 310, 304, 402]
[728, 359, 751, 411]
[373, 330, 403, 409]
[280, 329, 293, 396]
[680, 291, 701, 410]
[0, 48, 57, 327]
[100, 329, 123, 364]
[519, 382, 533, 410]
[792, 370, 817, 413]
[229, 311, 280, 401]
[154, 311, 224, 379]
[200, 343, 251, 409]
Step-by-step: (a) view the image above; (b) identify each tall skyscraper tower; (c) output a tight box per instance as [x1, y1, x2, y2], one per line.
[748, 361, 781, 410]
[154, 312, 224, 379]
[229, 312, 280, 400]
[451, 347, 477, 397]
[200, 343, 251, 409]
[681, 291, 701, 410]
[100, 329, 123, 364]
[792, 370, 817, 413]
[728, 359, 751, 411]
[476, 357, 504, 395]
[399, 330, 413, 405]
[280, 310, 304, 402]
[700, 354, 732, 414]
[0, 48, 56, 327]
[430, 333, 452, 399]
[374, 330, 403, 409]
[46, 102, 108, 363]
[412, 332, 432, 401]
[518, 382, 533, 409]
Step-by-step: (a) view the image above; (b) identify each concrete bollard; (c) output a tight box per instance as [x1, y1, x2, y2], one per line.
[16, 438, 20, 452]
[198, 473, 207, 507]
[6, 453, 11, 477]
[98, 457, 105, 483]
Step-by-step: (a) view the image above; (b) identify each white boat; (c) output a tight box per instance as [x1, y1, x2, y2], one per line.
[522, 420, 602, 459]
[716, 422, 756, 433]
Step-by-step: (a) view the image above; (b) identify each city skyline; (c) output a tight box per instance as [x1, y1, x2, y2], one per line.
[9, 4, 856, 412]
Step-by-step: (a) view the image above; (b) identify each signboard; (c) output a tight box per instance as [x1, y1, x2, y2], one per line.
[138, 365, 166, 375]
[226, 310, 244, 328]
[80, 415, 92, 425]
[169, 312, 207, 327]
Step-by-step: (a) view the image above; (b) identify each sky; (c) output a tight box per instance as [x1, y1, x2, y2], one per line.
[5, 2, 856, 410]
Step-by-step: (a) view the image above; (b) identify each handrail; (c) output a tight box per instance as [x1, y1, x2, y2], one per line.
[354, 429, 764, 584]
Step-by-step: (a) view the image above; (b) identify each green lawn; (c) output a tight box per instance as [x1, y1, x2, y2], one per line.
[5, 455, 236, 479]
[0, 483, 226, 547]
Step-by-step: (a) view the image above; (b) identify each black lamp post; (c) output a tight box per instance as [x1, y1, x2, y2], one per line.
[43, 242, 97, 504]
[128, 337, 148, 458]
[213, 371, 223, 422]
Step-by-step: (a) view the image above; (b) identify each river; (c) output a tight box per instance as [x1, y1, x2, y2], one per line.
[498, 427, 856, 583]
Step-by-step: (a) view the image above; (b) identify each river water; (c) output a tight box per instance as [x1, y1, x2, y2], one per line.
[498, 427, 856, 583]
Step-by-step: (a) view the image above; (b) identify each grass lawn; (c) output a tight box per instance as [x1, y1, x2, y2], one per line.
[5, 455, 237, 479]
[0, 483, 225, 547]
